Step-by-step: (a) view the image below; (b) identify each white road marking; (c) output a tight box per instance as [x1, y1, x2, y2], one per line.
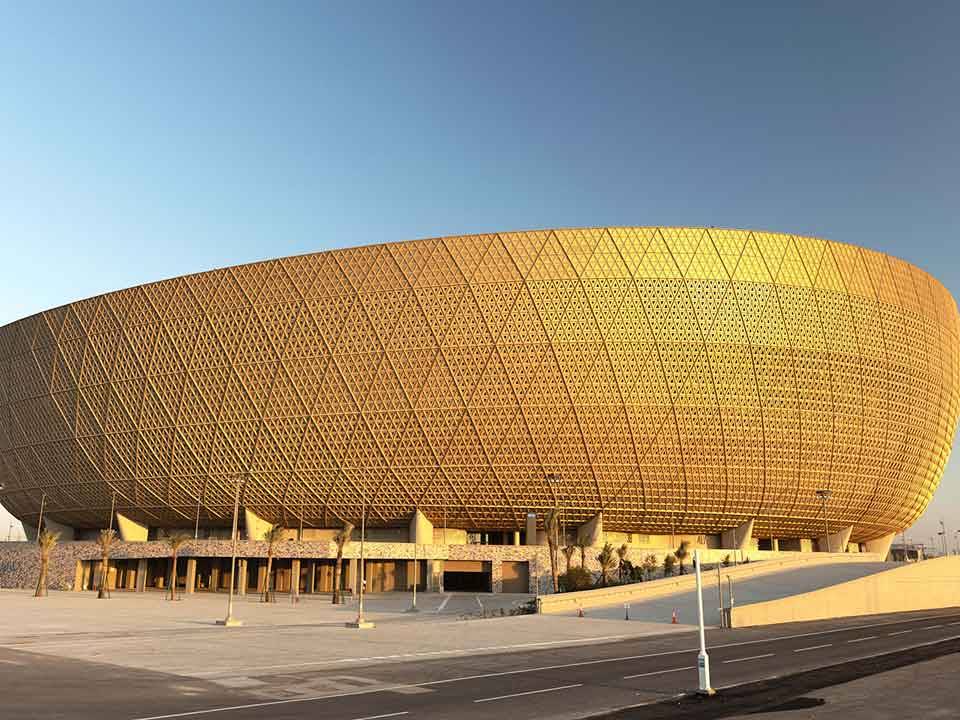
[922, 625, 943, 630]
[723, 653, 775, 664]
[350, 713, 408, 720]
[624, 666, 693, 679]
[435, 594, 451, 613]
[948, 621, 960, 626]
[847, 636, 878, 643]
[0, 659, 24, 665]
[888, 629, 912, 636]
[475, 595, 484, 611]
[474, 683, 582, 703]
[793, 643, 832, 653]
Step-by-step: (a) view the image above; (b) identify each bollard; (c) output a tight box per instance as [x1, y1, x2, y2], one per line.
[624, 602, 630, 621]
[578, 605, 584, 618]
[671, 607, 678, 624]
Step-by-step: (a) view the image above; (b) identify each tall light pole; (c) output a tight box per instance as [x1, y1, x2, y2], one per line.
[217, 476, 244, 627]
[938, 520, 948, 557]
[815, 489, 832, 553]
[693, 550, 714, 695]
[348, 492, 374, 628]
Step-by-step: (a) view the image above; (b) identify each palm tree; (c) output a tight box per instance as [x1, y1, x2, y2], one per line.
[616, 543, 629, 582]
[561, 545, 576, 574]
[576, 538, 589, 567]
[165, 533, 190, 601]
[34, 530, 59, 597]
[96, 529, 117, 599]
[596, 542, 617, 586]
[675, 540, 690, 575]
[642, 553, 658, 581]
[331, 520, 355, 604]
[544, 508, 561, 593]
[663, 553, 677, 577]
[262, 525, 285, 603]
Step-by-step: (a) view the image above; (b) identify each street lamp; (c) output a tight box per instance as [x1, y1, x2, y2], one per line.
[217, 476, 244, 627]
[348, 492, 374, 629]
[815, 489, 832, 553]
[938, 520, 948, 557]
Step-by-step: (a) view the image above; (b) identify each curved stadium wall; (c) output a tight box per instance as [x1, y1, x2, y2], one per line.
[0, 227, 957, 544]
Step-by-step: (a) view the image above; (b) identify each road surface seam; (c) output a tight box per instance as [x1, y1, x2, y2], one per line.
[793, 643, 832, 652]
[623, 666, 693, 679]
[722, 653, 775, 664]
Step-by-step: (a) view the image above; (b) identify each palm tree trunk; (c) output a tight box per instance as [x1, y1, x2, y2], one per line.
[97, 555, 108, 599]
[35, 558, 48, 597]
[168, 551, 178, 600]
[332, 547, 344, 604]
[263, 554, 274, 602]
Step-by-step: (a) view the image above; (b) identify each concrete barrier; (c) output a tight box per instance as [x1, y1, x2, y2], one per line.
[538, 552, 884, 614]
[730, 556, 960, 627]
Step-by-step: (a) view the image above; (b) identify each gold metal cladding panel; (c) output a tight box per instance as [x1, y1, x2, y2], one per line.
[0, 227, 958, 543]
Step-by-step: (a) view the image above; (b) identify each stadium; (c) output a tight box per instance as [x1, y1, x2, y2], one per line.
[0, 227, 957, 594]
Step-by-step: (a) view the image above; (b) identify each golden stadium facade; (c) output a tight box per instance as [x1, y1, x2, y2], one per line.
[1, 227, 958, 544]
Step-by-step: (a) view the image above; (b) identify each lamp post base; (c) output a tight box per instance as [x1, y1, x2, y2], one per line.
[346, 619, 376, 629]
[216, 617, 243, 627]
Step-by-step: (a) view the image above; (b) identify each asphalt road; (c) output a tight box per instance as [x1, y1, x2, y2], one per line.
[2, 608, 958, 720]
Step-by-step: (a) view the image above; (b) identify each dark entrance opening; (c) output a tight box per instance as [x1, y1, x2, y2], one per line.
[443, 560, 492, 592]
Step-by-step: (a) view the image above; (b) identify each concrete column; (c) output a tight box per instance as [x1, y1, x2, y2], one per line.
[577, 512, 603, 546]
[72, 561, 84, 592]
[525, 513, 538, 545]
[291, 559, 301, 596]
[136, 559, 148, 592]
[426, 559, 444, 592]
[307, 560, 316, 593]
[771, 538, 780, 552]
[244, 508, 274, 542]
[185, 558, 197, 594]
[721, 518, 755, 551]
[817, 525, 853, 553]
[256, 562, 267, 593]
[409, 509, 434, 544]
[864, 531, 895, 560]
[43, 517, 76, 541]
[490, 559, 503, 593]
[210, 564, 221, 592]
[238, 558, 248, 596]
[512, 531, 521, 546]
[346, 558, 358, 593]
[116, 513, 147, 542]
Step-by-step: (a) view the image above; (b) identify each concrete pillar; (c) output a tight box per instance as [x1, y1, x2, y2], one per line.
[409, 509, 434, 544]
[244, 508, 274, 541]
[817, 525, 853, 553]
[490, 559, 503, 593]
[256, 562, 267, 593]
[865, 531, 895, 560]
[136, 559, 148, 592]
[72, 560, 84, 592]
[721, 519, 755, 551]
[525, 513, 538, 545]
[291, 559, 301, 596]
[346, 558, 358, 593]
[238, 558, 247, 596]
[43, 517, 76, 541]
[307, 560, 316, 593]
[771, 538, 780, 552]
[513, 531, 521, 546]
[577, 512, 603, 546]
[427, 559, 444, 592]
[185, 558, 197, 594]
[116, 513, 147, 542]
[211, 563, 221, 592]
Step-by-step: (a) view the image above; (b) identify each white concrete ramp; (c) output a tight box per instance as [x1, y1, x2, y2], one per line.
[568, 561, 893, 626]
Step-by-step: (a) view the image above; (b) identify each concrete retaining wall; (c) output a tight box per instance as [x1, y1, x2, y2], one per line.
[730, 555, 960, 627]
[537, 552, 884, 614]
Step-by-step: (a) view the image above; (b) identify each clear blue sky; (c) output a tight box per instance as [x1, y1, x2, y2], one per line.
[1, 2, 958, 546]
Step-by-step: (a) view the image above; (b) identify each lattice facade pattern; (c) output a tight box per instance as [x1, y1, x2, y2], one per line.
[1, 228, 958, 542]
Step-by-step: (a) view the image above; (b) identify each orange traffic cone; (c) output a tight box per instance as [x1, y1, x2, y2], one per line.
[671, 608, 678, 624]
